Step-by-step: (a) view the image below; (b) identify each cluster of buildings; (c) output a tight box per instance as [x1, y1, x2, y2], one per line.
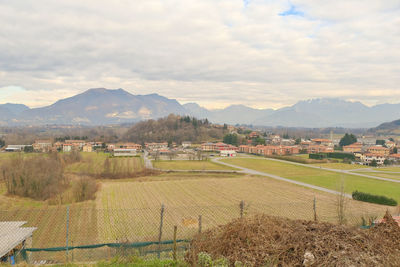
[343, 142, 400, 165]
[3, 139, 143, 157]
[237, 138, 333, 156]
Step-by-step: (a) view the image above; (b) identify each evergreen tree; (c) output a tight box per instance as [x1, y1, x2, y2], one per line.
[339, 133, 357, 147]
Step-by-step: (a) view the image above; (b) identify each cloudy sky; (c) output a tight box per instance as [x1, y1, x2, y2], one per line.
[0, 0, 399, 109]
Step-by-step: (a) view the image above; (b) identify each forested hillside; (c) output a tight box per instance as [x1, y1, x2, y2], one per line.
[123, 114, 227, 144]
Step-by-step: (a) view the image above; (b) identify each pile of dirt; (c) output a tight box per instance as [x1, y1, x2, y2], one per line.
[186, 211, 400, 266]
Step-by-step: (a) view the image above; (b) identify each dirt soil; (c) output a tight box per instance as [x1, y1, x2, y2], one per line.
[186, 212, 400, 266]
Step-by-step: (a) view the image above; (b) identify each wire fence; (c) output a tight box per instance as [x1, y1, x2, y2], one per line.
[0, 197, 396, 264]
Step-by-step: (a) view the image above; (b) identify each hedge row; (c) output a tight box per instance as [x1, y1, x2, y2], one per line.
[352, 190, 398, 206]
[309, 152, 355, 160]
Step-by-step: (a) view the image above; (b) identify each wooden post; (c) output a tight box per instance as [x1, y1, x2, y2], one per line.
[173, 225, 177, 261]
[157, 204, 165, 259]
[313, 197, 317, 221]
[198, 215, 202, 234]
[240, 200, 244, 218]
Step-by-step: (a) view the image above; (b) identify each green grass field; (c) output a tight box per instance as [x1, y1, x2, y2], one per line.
[373, 167, 400, 172]
[153, 160, 238, 171]
[221, 158, 400, 202]
[353, 171, 400, 181]
[312, 163, 368, 170]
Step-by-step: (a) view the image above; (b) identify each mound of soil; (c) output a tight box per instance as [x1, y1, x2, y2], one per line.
[186, 212, 400, 266]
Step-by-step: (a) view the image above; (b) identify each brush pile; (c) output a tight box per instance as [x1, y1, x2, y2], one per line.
[186, 212, 400, 266]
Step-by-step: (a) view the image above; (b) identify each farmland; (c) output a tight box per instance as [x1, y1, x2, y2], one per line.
[95, 172, 395, 242]
[0, 152, 399, 263]
[220, 158, 400, 202]
[152, 160, 238, 171]
[65, 152, 144, 176]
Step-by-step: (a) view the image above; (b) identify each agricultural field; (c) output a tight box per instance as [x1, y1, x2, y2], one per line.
[152, 160, 238, 171]
[95, 172, 395, 242]
[220, 158, 400, 202]
[65, 152, 144, 176]
[0, 169, 397, 263]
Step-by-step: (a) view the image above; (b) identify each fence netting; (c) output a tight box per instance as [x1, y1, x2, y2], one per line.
[0, 197, 396, 264]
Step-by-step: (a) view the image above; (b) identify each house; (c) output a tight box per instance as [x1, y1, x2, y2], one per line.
[271, 135, 281, 144]
[201, 142, 215, 151]
[220, 150, 237, 157]
[182, 141, 192, 148]
[65, 140, 86, 149]
[82, 144, 93, 152]
[342, 142, 363, 153]
[311, 138, 333, 147]
[360, 153, 386, 165]
[249, 131, 260, 138]
[388, 154, 400, 162]
[112, 148, 136, 157]
[145, 142, 168, 150]
[239, 145, 250, 153]
[63, 144, 73, 152]
[0, 221, 36, 262]
[367, 146, 390, 157]
[306, 145, 334, 154]
[5, 145, 32, 152]
[32, 139, 52, 152]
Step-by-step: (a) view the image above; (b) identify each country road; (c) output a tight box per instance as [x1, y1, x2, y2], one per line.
[212, 157, 353, 198]
[223, 156, 400, 184]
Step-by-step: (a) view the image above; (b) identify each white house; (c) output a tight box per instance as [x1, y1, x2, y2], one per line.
[360, 153, 386, 165]
[220, 150, 237, 157]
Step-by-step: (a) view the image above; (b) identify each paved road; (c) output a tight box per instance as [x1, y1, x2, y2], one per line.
[143, 151, 153, 169]
[212, 158, 352, 198]
[231, 156, 400, 184]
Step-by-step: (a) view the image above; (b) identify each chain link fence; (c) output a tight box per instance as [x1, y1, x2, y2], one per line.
[0, 197, 396, 264]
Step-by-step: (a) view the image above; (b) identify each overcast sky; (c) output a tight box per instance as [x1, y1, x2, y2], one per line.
[0, 0, 399, 109]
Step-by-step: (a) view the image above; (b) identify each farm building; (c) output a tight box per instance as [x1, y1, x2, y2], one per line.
[0, 221, 36, 263]
[220, 150, 237, 157]
[112, 148, 137, 157]
[5, 145, 32, 152]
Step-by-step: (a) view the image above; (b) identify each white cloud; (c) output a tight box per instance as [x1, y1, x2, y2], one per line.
[0, 0, 399, 108]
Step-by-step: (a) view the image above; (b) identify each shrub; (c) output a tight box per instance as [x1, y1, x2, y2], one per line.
[1, 155, 66, 200]
[72, 176, 99, 202]
[309, 153, 326, 160]
[352, 190, 397, 206]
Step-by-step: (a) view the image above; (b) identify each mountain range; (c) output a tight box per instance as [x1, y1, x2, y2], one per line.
[1, 88, 400, 128]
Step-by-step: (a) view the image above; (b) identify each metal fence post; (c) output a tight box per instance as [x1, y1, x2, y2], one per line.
[157, 204, 165, 259]
[313, 197, 317, 221]
[66, 205, 70, 262]
[173, 225, 177, 261]
[240, 200, 244, 218]
[198, 215, 202, 234]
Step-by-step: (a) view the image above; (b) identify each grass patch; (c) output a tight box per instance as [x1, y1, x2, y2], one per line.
[153, 160, 238, 171]
[221, 158, 400, 202]
[312, 163, 368, 170]
[353, 171, 400, 181]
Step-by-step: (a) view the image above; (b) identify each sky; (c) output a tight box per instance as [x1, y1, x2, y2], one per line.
[0, 0, 399, 109]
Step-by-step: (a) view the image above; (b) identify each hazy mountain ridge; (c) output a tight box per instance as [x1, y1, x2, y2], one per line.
[1, 88, 400, 128]
[10, 88, 187, 125]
